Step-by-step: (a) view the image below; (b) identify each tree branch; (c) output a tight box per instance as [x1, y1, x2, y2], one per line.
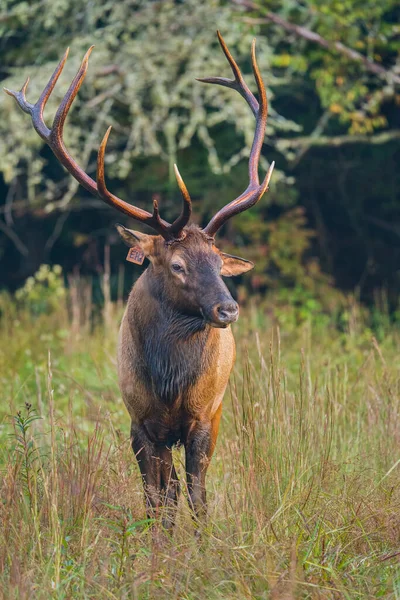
[0, 198, 110, 217]
[288, 110, 332, 168]
[0, 219, 29, 256]
[365, 216, 400, 239]
[232, 0, 400, 85]
[276, 130, 400, 150]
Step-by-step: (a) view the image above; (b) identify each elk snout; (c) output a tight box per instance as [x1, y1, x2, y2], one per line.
[211, 300, 239, 326]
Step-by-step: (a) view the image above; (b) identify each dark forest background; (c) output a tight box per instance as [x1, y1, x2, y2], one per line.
[1, 0, 399, 313]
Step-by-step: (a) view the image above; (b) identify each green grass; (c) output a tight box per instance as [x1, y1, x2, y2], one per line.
[1, 294, 400, 599]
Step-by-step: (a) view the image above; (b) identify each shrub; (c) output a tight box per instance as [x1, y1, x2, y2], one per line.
[15, 264, 66, 316]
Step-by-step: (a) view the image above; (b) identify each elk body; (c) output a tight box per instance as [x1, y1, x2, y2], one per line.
[5, 32, 274, 530]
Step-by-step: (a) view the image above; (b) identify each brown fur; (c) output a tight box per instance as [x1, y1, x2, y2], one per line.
[116, 225, 250, 529]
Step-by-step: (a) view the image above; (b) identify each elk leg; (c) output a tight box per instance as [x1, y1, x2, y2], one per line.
[185, 406, 222, 522]
[158, 446, 180, 531]
[209, 403, 222, 459]
[130, 422, 162, 519]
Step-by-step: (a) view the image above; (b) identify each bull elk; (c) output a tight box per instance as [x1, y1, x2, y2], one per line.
[5, 32, 274, 530]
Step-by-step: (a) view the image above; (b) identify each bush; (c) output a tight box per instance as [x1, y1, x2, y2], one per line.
[15, 264, 66, 316]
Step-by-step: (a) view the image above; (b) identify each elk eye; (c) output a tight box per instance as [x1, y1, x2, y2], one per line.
[171, 263, 184, 273]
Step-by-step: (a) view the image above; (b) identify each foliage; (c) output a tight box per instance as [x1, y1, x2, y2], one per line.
[0, 0, 399, 305]
[246, 0, 400, 134]
[224, 206, 344, 326]
[9, 402, 43, 508]
[15, 264, 65, 315]
[0, 0, 293, 202]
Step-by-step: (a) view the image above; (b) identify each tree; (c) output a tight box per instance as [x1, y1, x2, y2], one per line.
[0, 0, 399, 304]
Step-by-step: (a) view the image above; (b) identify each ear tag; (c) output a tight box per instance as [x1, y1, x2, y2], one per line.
[126, 246, 145, 265]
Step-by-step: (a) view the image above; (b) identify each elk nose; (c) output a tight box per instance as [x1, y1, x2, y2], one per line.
[214, 300, 239, 324]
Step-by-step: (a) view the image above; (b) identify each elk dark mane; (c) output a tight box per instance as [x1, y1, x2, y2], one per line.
[141, 310, 211, 405]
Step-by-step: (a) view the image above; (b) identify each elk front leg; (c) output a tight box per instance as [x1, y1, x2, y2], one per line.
[158, 446, 180, 531]
[130, 422, 162, 519]
[185, 404, 222, 522]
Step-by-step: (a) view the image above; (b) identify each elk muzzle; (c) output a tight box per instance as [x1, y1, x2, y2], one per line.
[203, 297, 239, 328]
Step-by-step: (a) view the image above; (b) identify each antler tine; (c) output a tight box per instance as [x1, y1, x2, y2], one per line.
[169, 164, 192, 238]
[97, 125, 172, 237]
[200, 32, 274, 238]
[4, 77, 34, 115]
[196, 30, 258, 118]
[48, 46, 96, 176]
[248, 38, 267, 188]
[6, 47, 104, 198]
[43, 47, 102, 197]
[5, 49, 70, 144]
[5, 47, 192, 241]
[205, 161, 275, 236]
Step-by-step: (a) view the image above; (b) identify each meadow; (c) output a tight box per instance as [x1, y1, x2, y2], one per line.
[1, 268, 400, 599]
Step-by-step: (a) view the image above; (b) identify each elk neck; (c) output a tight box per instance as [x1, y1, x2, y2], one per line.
[128, 265, 218, 405]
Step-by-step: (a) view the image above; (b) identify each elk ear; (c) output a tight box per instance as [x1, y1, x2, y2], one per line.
[115, 224, 155, 257]
[220, 252, 254, 277]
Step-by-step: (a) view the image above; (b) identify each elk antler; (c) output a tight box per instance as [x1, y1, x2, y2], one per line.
[4, 48, 191, 241]
[198, 31, 274, 238]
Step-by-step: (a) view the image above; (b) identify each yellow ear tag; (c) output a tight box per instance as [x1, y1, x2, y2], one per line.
[126, 246, 145, 265]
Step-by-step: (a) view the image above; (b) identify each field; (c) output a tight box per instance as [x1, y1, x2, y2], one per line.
[1, 276, 400, 599]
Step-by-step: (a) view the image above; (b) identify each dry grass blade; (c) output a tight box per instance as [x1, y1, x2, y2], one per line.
[1, 287, 400, 598]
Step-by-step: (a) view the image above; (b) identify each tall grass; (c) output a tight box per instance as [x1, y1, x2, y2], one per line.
[1, 284, 400, 599]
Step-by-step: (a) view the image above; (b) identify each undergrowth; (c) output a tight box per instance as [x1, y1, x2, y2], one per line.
[1, 276, 400, 599]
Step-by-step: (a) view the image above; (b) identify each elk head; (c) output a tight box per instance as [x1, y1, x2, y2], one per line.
[5, 32, 274, 328]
